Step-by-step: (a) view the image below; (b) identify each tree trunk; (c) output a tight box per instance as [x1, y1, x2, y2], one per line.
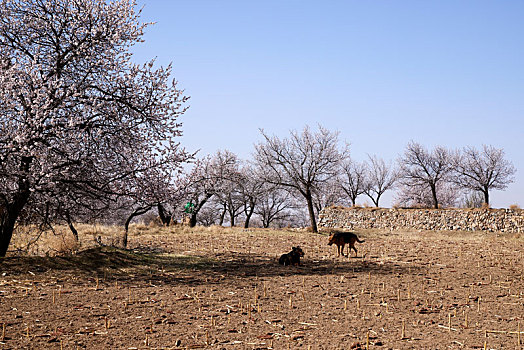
[157, 204, 171, 226]
[365, 191, 380, 207]
[189, 193, 213, 228]
[123, 206, 151, 248]
[65, 211, 79, 242]
[483, 188, 489, 207]
[189, 213, 197, 227]
[229, 208, 235, 227]
[262, 213, 270, 228]
[227, 197, 236, 227]
[244, 208, 254, 228]
[243, 198, 255, 228]
[430, 184, 439, 209]
[123, 215, 132, 248]
[0, 206, 19, 257]
[0, 157, 32, 257]
[0, 194, 30, 257]
[218, 204, 226, 226]
[372, 194, 380, 207]
[305, 191, 318, 233]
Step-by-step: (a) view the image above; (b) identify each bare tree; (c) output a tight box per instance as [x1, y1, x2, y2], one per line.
[397, 142, 453, 209]
[196, 202, 222, 226]
[394, 182, 459, 208]
[312, 177, 345, 217]
[209, 151, 243, 227]
[121, 166, 176, 248]
[120, 163, 193, 247]
[254, 126, 347, 233]
[452, 145, 516, 206]
[221, 188, 244, 227]
[363, 156, 397, 207]
[183, 151, 240, 227]
[340, 159, 367, 206]
[237, 164, 266, 228]
[182, 157, 216, 227]
[254, 186, 294, 228]
[459, 191, 485, 208]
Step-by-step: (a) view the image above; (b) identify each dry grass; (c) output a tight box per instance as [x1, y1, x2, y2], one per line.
[10, 225, 80, 256]
[8, 224, 305, 257]
[10, 223, 123, 256]
[11, 221, 524, 258]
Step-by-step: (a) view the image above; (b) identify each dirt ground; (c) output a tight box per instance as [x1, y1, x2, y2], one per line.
[0, 226, 523, 349]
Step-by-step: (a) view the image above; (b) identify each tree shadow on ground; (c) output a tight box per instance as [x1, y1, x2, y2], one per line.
[0, 246, 423, 285]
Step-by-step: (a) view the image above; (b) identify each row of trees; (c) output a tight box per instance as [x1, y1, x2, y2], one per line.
[0, 0, 517, 256]
[396, 142, 516, 209]
[155, 127, 515, 235]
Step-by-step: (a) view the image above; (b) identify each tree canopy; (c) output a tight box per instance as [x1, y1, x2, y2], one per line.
[0, 0, 189, 256]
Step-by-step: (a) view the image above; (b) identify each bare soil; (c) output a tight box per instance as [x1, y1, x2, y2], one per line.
[0, 227, 523, 349]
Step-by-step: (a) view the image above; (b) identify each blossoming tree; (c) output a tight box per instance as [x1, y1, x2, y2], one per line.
[0, 0, 188, 256]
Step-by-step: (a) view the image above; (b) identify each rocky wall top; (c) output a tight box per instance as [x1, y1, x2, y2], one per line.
[318, 207, 524, 233]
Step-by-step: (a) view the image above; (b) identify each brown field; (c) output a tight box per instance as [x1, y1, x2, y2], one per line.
[0, 225, 523, 349]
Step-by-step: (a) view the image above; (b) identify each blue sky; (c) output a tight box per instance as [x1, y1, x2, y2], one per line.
[133, 0, 524, 208]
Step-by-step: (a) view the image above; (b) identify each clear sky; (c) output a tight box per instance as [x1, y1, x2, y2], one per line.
[132, 0, 524, 208]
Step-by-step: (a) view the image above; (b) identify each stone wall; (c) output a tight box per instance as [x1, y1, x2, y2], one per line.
[318, 207, 524, 233]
